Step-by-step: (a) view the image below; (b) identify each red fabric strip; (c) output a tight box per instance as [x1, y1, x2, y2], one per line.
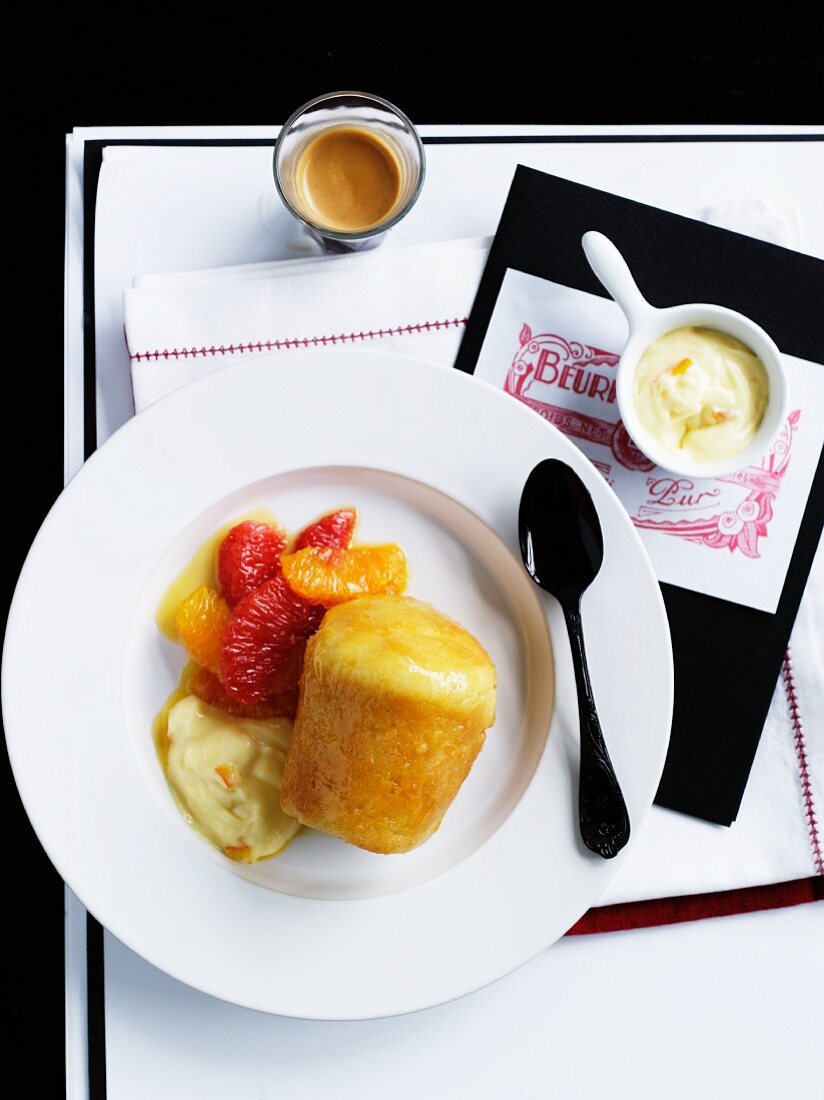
[566, 876, 823, 935]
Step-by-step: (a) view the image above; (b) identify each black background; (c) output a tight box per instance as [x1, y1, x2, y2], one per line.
[4, 13, 823, 1097]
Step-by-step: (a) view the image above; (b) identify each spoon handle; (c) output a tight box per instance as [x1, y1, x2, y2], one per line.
[563, 603, 631, 859]
[581, 231, 651, 328]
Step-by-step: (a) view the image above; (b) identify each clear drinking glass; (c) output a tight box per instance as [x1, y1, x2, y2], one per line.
[273, 91, 426, 253]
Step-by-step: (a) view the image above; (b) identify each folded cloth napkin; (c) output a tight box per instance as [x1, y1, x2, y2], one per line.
[125, 239, 488, 411]
[124, 234, 823, 914]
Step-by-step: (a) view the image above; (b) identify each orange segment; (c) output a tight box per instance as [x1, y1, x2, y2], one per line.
[281, 544, 408, 607]
[175, 586, 232, 676]
[190, 667, 298, 719]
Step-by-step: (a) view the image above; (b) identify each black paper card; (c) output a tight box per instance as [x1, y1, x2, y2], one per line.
[455, 166, 824, 825]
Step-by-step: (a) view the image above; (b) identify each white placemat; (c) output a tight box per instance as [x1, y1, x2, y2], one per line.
[65, 125, 824, 1100]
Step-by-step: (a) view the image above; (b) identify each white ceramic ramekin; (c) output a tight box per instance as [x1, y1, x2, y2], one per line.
[581, 231, 788, 479]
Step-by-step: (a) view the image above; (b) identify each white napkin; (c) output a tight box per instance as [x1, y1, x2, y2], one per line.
[123, 231, 823, 904]
[125, 239, 488, 412]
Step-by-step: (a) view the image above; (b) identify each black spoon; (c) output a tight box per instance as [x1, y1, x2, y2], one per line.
[519, 458, 630, 859]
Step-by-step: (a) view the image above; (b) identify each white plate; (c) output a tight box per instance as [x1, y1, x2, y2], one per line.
[3, 351, 672, 1019]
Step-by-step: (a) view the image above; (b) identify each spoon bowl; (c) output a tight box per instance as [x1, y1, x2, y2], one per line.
[520, 459, 603, 602]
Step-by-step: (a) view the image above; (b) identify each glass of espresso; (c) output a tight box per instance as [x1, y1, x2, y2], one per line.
[274, 91, 425, 252]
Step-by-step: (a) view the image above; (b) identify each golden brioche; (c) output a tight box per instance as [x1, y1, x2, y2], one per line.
[281, 595, 496, 854]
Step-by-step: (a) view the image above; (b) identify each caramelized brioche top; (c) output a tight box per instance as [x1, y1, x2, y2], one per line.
[306, 595, 496, 719]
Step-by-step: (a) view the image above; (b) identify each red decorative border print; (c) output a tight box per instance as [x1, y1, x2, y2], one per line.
[505, 326, 653, 472]
[633, 412, 800, 559]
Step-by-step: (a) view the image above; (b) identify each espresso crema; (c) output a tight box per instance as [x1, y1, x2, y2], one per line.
[294, 125, 403, 233]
